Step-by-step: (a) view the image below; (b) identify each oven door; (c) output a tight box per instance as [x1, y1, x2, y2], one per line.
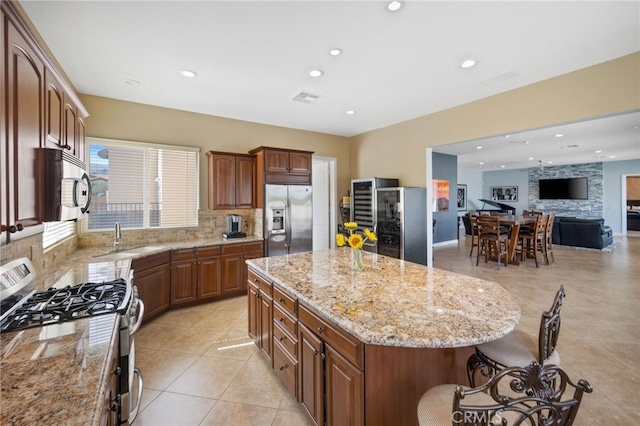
[121, 297, 144, 425]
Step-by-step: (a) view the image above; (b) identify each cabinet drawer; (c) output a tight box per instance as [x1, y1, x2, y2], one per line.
[274, 304, 297, 337]
[273, 340, 298, 397]
[273, 321, 297, 360]
[248, 269, 272, 296]
[197, 245, 221, 257]
[132, 251, 170, 272]
[273, 286, 297, 317]
[171, 248, 198, 261]
[223, 241, 264, 255]
[299, 304, 363, 370]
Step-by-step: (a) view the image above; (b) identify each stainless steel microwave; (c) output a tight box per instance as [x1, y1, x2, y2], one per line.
[41, 148, 92, 222]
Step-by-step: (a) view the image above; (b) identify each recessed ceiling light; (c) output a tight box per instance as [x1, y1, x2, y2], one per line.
[460, 59, 477, 69]
[609, 155, 616, 159]
[346, 110, 356, 115]
[479, 162, 484, 165]
[547, 161, 553, 164]
[528, 157, 535, 160]
[329, 48, 342, 56]
[595, 150, 602, 153]
[124, 79, 141, 86]
[181, 70, 197, 78]
[476, 146, 483, 150]
[555, 134, 563, 138]
[309, 69, 324, 77]
[387, 1, 403, 12]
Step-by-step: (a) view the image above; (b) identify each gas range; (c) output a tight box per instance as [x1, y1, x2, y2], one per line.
[0, 278, 130, 333]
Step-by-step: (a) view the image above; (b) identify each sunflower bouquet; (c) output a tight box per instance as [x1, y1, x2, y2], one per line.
[336, 222, 377, 270]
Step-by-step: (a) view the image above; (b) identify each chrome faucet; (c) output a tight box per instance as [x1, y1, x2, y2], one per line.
[113, 222, 123, 251]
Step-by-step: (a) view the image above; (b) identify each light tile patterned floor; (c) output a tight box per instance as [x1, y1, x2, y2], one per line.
[133, 234, 639, 425]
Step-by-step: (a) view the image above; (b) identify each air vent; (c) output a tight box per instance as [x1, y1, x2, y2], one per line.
[291, 91, 320, 104]
[481, 71, 517, 86]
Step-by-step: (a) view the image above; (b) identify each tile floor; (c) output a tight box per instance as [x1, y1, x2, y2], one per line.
[133, 234, 639, 425]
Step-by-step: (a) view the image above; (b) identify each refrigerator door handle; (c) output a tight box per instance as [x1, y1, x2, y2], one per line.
[285, 197, 291, 253]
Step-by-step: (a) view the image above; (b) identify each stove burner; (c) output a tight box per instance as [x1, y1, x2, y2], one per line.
[0, 278, 129, 332]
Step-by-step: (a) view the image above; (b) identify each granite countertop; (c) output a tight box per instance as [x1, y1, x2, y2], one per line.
[247, 248, 521, 348]
[0, 314, 119, 425]
[1, 236, 262, 425]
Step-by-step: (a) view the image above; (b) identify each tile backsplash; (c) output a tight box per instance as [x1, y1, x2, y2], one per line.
[0, 209, 263, 278]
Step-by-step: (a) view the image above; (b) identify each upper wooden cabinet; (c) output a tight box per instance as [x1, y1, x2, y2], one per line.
[206, 151, 256, 209]
[4, 13, 45, 240]
[1, 2, 88, 244]
[249, 147, 314, 207]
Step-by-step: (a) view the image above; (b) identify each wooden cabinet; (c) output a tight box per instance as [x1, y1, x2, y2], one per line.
[1, 2, 88, 244]
[132, 252, 171, 324]
[206, 151, 255, 209]
[4, 15, 45, 241]
[222, 241, 264, 296]
[249, 147, 314, 207]
[170, 246, 222, 306]
[247, 269, 273, 363]
[298, 304, 364, 426]
[100, 347, 120, 426]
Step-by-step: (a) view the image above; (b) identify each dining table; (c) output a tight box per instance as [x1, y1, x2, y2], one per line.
[495, 214, 538, 264]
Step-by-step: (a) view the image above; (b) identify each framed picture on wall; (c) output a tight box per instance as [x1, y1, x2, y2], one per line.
[457, 184, 467, 211]
[490, 186, 518, 202]
[433, 179, 450, 211]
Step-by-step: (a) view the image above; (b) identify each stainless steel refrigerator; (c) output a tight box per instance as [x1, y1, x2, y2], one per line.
[265, 184, 313, 256]
[375, 187, 428, 265]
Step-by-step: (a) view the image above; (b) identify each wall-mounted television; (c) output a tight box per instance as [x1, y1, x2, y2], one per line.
[538, 177, 588, 200]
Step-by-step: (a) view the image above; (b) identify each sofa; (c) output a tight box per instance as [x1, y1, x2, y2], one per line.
[552, 217, 613, 250]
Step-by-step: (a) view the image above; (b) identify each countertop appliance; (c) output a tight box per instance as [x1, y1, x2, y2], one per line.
[265, 184, 312, 256]
[223, 214, 246, 239]
[41, 147, 92, 222]
[350, 178, 399, 253]
[0, 258, 143, 425]
[376, 187, 428, 265]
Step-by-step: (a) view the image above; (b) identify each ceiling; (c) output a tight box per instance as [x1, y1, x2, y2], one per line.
[19, 1, 640, 169]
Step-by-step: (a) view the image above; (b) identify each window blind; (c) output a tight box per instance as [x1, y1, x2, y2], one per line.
[86, 137, 199, 231]
[43, 221, 76, 249]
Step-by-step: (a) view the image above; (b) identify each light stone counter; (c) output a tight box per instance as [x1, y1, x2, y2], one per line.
[248, 248, 521, 348]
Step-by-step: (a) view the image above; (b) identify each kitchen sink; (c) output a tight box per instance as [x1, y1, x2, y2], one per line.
[92, 246, 164, 260]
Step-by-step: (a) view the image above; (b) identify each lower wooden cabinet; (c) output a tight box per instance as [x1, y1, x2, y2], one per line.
[298, 323, 325, 426]
[170, 246, 221, 306]
[222, 241, 264, 295]
[247, 269, 272, 363]
[132, 252, 171, 324]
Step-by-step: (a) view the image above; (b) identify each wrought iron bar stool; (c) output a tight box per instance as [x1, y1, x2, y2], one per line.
[467, 285, 565, 387]
[417, 361, 592, 426]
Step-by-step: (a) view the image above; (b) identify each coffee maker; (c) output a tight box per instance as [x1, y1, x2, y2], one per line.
[223, 214, 246, 239]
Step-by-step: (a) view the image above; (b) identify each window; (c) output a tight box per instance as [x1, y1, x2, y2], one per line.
[42, 221, 76, 249]
[86, 137, 199, 231]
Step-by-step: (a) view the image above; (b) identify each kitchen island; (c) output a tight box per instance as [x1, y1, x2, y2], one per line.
[247, 248, 520, 426]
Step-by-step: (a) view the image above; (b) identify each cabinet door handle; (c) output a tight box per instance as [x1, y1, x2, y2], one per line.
[255, 293, 260, 298]
[279, 336, 284, 342]
[317, 327, 323, 334]
[279, 365, 285, 371]
[112, 366, 121, 376]
[313, 349, 319, 356]
[278, 317, 284, 322]
[278, 297, 284, 303]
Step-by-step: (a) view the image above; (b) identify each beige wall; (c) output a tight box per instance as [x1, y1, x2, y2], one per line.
[79, 95, 352, 208]
[351, 53, 640, 187]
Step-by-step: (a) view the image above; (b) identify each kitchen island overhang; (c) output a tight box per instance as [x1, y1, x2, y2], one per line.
[247, 248, 521, 426]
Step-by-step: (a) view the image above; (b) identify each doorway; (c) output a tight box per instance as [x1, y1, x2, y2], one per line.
[622, 174, 640, 237]
[312, 157, 337, 250]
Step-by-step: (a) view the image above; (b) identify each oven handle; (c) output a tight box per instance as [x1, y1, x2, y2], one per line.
[129, 367, 144, 424]
[130, 299, 145, 336]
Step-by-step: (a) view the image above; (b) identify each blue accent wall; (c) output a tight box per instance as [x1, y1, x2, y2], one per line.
[433, 153, 458, 242]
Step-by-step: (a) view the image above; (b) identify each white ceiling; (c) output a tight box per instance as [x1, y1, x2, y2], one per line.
[19, 1, 640, 169]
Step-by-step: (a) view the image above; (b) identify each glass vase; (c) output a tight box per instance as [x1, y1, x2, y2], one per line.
[351, 249, 364, 271]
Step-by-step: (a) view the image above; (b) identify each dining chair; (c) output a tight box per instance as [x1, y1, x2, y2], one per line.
[467, 285, 565, 387]
[475, 215, 509, 269]
[544, 213, 556, 264]
[468, 212, 479, 257]
[517, 214, 546, 267]
[417, 361, 592, 426]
